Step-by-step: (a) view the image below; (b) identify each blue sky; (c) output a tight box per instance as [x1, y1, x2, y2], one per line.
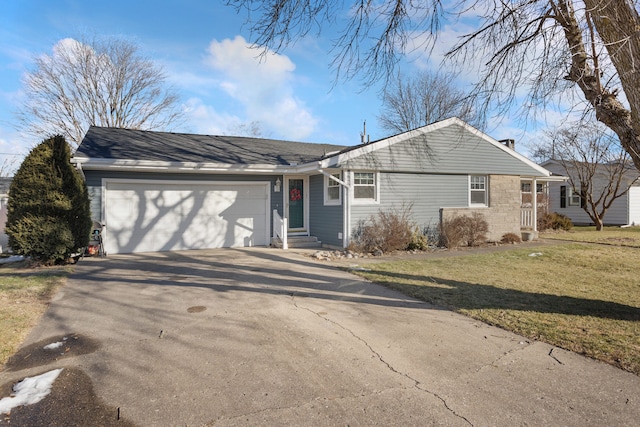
[0, 0, 539, 174]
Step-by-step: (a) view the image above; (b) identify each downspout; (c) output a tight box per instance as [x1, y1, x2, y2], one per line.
[317, 169, 349, 187]
[317, 168, 352, 248]
[344, 171, 351, 248]
[532, 177, 538, 235]
[71, 158, 86, 180]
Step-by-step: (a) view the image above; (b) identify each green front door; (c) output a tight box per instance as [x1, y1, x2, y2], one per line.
[288, 178, 305, 229]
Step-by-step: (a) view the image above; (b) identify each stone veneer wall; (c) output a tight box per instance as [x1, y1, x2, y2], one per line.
[441, 175, 521, 242]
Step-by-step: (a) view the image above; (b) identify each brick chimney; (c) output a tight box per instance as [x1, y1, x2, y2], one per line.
[500, 139, 515, 150]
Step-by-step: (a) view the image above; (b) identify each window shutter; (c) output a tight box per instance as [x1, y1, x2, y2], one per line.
[560, 186, 566, 208]
[580, 189, 586, 209]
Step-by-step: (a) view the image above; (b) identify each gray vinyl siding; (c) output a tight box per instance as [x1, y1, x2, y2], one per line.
[350, 172, 469, 234]
[549, 180, 632, 225]
[342, 123, 542, 176]
[83, 170, 283, 232]
[543, 161, 637, 225]
[309, 174, 344, 247]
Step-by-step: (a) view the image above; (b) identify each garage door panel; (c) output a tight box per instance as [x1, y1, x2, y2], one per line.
[105, 181, 269, 254]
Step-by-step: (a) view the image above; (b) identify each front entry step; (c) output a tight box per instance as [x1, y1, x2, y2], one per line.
[272, 236, 322, 248]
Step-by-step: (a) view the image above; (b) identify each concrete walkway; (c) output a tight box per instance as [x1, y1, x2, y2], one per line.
[1, 247, 638, 426]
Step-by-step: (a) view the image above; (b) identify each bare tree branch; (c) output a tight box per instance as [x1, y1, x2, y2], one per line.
[16, 36, 183, 148]
[377, 70, 484, 133]
[226, 0, 640, 172]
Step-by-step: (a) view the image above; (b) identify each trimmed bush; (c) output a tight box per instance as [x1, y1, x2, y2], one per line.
[538, 212, 573, 231]
[501, 232, 522, 244]
[440, 212, 489, 248]
[6, 135, 91, 264]
[350, 204, 415, 253]
[407, 227, 430, 251]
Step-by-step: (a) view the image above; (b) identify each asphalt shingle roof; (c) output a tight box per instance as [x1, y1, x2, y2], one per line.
[75, 127, 349, 166]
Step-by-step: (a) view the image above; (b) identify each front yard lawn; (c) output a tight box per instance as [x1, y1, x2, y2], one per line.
[352, 242, 640, 375]
[0, 261, 70, 367]
[541, 226, 640, 247]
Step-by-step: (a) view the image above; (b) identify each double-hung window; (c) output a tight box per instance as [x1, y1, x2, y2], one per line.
[522, 182, 544, 193]
[353, 172, 378, 203]
[324, 172, 342, 205]
[470, 175, 488, 206]
[561, 185, 582, 208]
[568, 187, 581, 206]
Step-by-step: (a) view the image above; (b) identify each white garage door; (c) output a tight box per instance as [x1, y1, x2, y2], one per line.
[104, 180, 269, 254]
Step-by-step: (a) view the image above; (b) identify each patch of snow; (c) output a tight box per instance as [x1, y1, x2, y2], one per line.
[348, 267, 371, 272]
[43, 341, 64, 350]
[528, 252, 544, 257]
[0, 255, 25, 264]
[0, 368, 63, 415]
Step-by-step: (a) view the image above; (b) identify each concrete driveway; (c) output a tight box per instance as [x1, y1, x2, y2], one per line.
[1, 247, 639, 426]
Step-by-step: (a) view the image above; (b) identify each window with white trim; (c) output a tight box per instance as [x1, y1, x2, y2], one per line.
[353, 172, 378, 203]
[324, 172, 342, 205]
[470, 175, 488, 206]
[568, 187, 581, 206]
[522, 182, 544, 193]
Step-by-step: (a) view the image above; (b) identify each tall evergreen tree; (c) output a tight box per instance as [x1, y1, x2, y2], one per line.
[6, 135, 91, 264]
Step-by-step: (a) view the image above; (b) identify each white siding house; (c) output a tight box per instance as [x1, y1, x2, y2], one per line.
[0, 177, 11, 253]
[542, 160, 640, 226]
[74, 119, 556, 254]
[629, 186, 640, 225]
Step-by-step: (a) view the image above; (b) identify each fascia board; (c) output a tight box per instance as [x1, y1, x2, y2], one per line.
[71, 157, 297, 175]
[521, 175, 568, 182]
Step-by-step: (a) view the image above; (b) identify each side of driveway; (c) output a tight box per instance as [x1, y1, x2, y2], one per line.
[1, 247, 638, 426]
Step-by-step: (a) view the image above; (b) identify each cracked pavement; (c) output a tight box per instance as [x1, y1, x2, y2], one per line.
[1, 247, 638, 426]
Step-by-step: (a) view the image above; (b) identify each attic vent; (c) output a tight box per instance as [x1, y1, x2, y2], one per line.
[500, 139, 515, 150]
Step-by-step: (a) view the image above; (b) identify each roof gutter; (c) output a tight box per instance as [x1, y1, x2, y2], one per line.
[71, 157, 307, 175]
[520, 175, 568, 182]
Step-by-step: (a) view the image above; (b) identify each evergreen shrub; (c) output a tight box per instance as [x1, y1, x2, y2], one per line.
[6, 135, 91, 264]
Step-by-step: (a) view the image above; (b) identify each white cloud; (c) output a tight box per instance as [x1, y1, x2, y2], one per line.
[182, 97, 242, 135]
[206, 35, 296, 81]
[202, 35, 318, 140]
[166, 69, 221, 97]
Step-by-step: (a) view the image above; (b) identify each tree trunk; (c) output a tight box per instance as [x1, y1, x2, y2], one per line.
[594, 218, 604, 231]
[553, 1, 640, 171]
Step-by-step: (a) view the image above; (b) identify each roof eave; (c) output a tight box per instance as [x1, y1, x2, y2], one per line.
[71, 157, 301, 175]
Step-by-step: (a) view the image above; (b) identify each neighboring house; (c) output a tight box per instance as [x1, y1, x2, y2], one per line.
[0, 177, 12, 253]
[71, 118, 557, 254]
[542, 159, 640, 226]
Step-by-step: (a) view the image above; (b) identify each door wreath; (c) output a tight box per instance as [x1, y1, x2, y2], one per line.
[290, 188, 302, 201]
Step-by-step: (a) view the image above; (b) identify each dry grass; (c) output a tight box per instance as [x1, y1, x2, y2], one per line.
[352, 242, 640, 375]
[0, 260, 70, 367]
[541, 226, 640, 247]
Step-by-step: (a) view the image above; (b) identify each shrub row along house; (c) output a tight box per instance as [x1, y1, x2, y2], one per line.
[71, 117, 560, 254]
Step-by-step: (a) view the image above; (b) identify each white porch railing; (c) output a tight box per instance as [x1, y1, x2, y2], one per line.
[273, 209, 288, 249]
[521, 207, 533, 229]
